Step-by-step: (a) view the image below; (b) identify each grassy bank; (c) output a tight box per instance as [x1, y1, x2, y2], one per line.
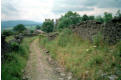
[39, 29, 121, 80]
[2, 37, 36, 80]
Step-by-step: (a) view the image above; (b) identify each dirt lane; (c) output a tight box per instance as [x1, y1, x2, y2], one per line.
[23, 39, 59, 80]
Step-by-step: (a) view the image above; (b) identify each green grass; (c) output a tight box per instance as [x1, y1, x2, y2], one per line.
[6, 36, 14, 42]
[2, 36, 37, 80]
[39, 29, 121, 80]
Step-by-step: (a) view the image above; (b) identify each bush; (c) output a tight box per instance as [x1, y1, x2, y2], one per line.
[57, 29, 72, 47]
[10, 42, 20, 51]
[2, 30, 13, 36]
[2, 37, 35, 80]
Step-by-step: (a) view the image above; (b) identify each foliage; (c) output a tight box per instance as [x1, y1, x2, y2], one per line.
[2, 37, 36, 80]
[39, 29, 121, 80]
[115, 10, 121, 17]
[81, 15, 95, 21]
[42, 19, 54, 33]
[57, 18, 73, 30]
[57, 11, 81, 29]
[9, 42, 20, 51]
[36, 25, 41, 30]
[2, 30, 14, 36]
[81, 14, 89, 21]
[104, 12, 113, 23]
[30, 30, 34, 33]
[13, 24, 26, 33]
[88, 16, 95, 20]
[95, 16, 104, 23]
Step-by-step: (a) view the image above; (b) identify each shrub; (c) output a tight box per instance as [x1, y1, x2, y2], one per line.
[2, 37, 35, 80]
[2, 30, 13, 36]
[10, 42, 20, 51]
[57, 29, 72, 47]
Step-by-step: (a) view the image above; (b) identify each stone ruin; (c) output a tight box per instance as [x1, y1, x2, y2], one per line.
[71, 17, 121, 44]
[47, 32, 59, 40]
[71, 20, 102, 41]
[102, 17, 121, 44]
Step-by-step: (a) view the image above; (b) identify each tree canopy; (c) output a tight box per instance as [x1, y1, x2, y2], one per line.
[13, 24, 26, 33]
[104, 12, 113, 23]
[57, 11, 81, 29]
[42, 19, 54, 33]
[36, 25, 41, 30]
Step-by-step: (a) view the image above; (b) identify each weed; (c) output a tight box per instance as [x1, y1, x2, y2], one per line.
[2, 37, 36, 80]
[39, 29, 121, 79]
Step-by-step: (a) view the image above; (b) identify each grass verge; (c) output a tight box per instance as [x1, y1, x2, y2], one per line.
[39, 29, 121, 80]
[2, 36, 37, 80]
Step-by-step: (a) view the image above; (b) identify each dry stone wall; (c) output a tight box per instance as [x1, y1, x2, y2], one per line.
[71, 20, 102, 41]
[103, 17, 121, 44]
[71, 17, 121, 44]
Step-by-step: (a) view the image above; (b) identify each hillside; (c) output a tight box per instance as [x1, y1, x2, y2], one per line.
[1, 20, 41, 30]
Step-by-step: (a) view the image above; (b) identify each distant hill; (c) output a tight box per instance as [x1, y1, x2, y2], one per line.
[1, 20, 42, 30]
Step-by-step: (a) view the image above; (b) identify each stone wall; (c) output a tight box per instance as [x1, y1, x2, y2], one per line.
[103, 17, 121, 44]
[71, 20, 102, 41]
[71, 17, 121, 44]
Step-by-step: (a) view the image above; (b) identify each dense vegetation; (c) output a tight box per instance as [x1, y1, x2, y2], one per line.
[13, 24, 26, 33]
[41, 10, 121, 32]
[41, 19, 54, 33]
[39, 10, 121, 79]
[2, 10, 121, 80]
[2, 37, 36, 80]
[2, 23, 37, 80]
[39, 29, 121, 80]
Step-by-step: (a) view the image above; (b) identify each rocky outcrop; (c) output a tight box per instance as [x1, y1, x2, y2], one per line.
[47, 32, 59, 40]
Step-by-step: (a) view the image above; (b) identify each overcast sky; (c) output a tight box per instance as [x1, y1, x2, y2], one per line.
[2, 0, 121, 22]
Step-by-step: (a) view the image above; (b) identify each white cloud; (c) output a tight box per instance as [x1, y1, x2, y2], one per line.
[1, 0, 121, 22]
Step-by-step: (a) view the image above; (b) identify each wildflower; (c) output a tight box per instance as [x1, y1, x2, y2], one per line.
[93, 45, 97, 48]
[86, 49, 89, 52]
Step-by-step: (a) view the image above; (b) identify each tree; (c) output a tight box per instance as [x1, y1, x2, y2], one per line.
[95, 16, 104, 23]
[57, 17, 72, 29]
[42, 19, 54, 33]
[104, 12, 113, 23]
[13, 24, 26, 33]
[89, 16, 95, 20]
[116, 10, 121, 17]
[2, 30, 13, 36]
[64, 11, 81, 24]
[57, 11, 81, 29]
[36, 25, 41, 30]
[81, 14, 89, 21]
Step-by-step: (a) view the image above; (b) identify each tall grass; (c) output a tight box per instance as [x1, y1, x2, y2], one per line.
[39, 29, 121, 80]
[2, 37, 36, 80]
